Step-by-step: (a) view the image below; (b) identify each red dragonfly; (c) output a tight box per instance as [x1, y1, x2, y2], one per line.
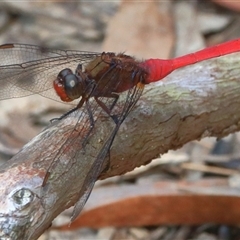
[0, 39, 239, 220]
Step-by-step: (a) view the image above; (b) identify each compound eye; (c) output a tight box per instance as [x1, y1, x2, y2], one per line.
[64, 73, 81, 100]
[58, 68, 73, 80]
[54, 68, 84, 102]
[57, 68, 82, 100]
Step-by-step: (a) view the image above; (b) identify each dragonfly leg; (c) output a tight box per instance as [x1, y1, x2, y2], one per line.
[109, 93, 119, 111]
[50, 107, 78, 123]
[94, 93, 119, 124]
[50, 97, 86, 123]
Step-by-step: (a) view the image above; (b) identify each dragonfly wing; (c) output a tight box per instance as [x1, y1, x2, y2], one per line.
[71, 84, 144, 220]
[70, 186, 94, 222]
[0, 43, 99, 65]
[70, 168, 98, 222]
[71, 121, 119, 222]
[0, 43, 100, 102]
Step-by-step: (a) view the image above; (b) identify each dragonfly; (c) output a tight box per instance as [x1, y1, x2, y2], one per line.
[0, 39, 240, 220]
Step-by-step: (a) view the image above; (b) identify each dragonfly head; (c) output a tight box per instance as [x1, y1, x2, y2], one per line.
[54, 68, 84, 102]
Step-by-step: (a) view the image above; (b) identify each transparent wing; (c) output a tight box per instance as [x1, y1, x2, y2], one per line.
[70, 76, 144, 220]
[0, 43, 100, 102]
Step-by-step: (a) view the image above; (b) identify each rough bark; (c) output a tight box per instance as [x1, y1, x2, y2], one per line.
[0, 53, 240, 239]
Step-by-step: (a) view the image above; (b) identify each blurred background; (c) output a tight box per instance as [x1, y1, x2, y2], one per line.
[1, 0, 240, 239]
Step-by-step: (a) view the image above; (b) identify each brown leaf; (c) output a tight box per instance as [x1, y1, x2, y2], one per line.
[56, 178, 240, 230]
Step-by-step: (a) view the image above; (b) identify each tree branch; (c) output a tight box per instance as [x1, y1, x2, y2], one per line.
[0, 53, 240, 239]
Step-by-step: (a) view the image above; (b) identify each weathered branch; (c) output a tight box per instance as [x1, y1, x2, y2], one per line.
[0, 53, 240, 239]
[102, 53, 240, 178]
